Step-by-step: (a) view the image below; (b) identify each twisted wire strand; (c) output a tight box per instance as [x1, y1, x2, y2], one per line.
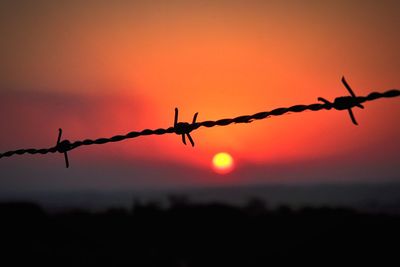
[0, 77, 399, 168]
[193, 89, 400, 129]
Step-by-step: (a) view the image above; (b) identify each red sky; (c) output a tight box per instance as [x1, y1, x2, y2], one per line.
[0, 1, 399, 192]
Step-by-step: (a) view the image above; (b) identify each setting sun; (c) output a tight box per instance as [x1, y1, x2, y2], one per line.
[212, 152, 234, 174]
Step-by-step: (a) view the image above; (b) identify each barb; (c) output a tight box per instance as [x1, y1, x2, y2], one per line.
[56, 128, 72, 168]
[0, 77, 399, 168]
[317, 77, 365, 125]
[174, 108, 198, 147]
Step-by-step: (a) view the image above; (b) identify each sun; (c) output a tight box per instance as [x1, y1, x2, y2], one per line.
[212, 152, 234, 174]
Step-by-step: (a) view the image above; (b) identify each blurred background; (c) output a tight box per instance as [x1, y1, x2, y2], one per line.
[0, 1, 400, 211]
[1, 0, 399, 199]
[0, 1, 399, 265]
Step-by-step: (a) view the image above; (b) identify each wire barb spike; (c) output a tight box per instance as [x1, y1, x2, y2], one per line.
[173, 108, 198, 147]
[318, 76, 365, 125]
[56, 128, 71, 168]
[340, 76, 364, 125]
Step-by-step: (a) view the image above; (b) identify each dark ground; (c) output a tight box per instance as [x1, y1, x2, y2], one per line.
[1, 197, 399, 266]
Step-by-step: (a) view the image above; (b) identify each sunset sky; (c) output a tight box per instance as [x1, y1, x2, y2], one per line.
[0, 1, 399, 193]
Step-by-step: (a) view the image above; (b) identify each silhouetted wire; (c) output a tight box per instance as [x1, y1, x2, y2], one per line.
[0, 77, 399, 168]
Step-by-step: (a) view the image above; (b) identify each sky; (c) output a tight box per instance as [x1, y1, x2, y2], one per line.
[0, 0, 399, 193]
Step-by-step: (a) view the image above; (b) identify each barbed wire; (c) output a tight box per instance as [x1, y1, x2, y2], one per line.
[0, 77, 399, 168]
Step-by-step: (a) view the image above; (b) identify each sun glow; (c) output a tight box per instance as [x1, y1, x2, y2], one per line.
[212, 152, 234, 174]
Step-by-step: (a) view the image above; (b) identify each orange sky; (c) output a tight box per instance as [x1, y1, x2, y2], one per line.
[0, 1, 399, 191]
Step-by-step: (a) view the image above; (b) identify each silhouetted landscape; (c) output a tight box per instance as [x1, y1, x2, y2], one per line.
[3, 183, 400, 214]
[2, 184, 400, 266]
